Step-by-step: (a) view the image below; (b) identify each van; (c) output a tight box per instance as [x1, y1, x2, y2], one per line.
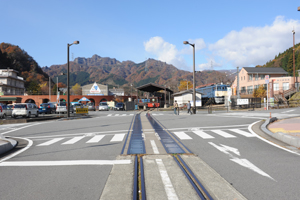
[12, 103, 39, 118]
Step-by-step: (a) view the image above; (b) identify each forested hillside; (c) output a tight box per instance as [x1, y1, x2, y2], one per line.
[256, 42, 300, 76]
[0, 43, 50, 91]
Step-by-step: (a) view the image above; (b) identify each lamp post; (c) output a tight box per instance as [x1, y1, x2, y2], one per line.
[183, 41, 196, 114]
[67, 41, 79, 118]
[298, 6, 300, 11]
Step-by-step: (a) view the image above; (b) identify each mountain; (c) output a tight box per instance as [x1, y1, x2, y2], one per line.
[256, 42, 300, 76]
[43, 54, 231, 93]
[0, 42, 50, 89]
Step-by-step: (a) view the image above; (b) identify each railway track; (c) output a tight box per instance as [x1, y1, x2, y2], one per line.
[124, 111, 213, 200]
[101, 111, 246, 200]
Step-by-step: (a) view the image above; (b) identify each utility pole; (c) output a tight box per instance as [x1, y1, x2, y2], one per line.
[293, 30, 296, 87]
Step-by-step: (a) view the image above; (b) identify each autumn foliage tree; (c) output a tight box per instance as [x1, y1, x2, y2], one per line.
[71, 83, 82, 95]
[178, 80, 193, 91]
[253, 85, 266, 98]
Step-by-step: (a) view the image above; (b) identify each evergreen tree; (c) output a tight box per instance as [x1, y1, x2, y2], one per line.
[286, 54, 293, 76]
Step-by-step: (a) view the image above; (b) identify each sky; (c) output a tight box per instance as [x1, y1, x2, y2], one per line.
[1, 0, 300, 73]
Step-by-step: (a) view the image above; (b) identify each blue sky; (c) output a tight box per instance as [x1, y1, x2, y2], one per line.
[1, 0, 300, 72]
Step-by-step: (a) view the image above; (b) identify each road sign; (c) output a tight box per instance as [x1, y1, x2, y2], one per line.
[265, 75, 269, 84]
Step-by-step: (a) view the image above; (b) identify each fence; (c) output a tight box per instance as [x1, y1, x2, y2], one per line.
[230, 97, 261, 110]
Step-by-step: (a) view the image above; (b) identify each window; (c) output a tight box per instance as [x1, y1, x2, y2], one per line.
[249, 74, 253, 81]
[273, 83, 279, 91]
[254, 85, 259, 89]
[283, 82, 289, 90]
[261, 75, 265, 80]
[247, 86, 253, 94]
[255, 74, 258, 80]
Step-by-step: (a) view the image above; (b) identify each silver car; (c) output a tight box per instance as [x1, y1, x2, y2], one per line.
[56, 102, 73, 114]
[2, 105, 13, 118]
[12, 103, 39, 118]
[99, 102, 109, 111]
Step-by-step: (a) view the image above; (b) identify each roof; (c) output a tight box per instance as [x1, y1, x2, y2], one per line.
[243, 67, 288, 74]
[173, 89, 203, 96]
[196, 83, 215, 89]
[136, 83, 173, 93]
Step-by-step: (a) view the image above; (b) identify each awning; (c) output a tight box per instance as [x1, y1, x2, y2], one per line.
[0, 97, 22, 102]
[78, 97, 91, 102]
[136, 83, 173, 94]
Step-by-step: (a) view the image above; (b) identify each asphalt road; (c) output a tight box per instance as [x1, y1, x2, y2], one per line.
[0, 110, 136, 200]
[1, 108, 300, 199]
[152, 107, 300, 200]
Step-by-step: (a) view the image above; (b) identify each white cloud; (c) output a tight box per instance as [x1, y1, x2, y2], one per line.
[209, 16, 300, 67]
[144, 36, 206, 70]
[144, 36, 187, 69]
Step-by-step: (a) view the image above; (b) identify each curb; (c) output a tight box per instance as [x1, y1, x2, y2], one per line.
[261, 117, 300, 148]
[0, 138, 17, 155]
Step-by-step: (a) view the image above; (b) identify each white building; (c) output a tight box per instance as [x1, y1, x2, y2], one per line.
[0, 69, 25, 95]
[173, 90, 202, 107]
[82, 82, 108, 96]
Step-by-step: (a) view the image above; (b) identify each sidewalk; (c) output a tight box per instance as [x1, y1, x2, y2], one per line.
[261, 117, 300, 150]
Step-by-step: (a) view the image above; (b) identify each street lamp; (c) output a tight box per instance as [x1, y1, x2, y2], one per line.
[67, 41, 79, 118]
[183, 41, 196, 114]
[298, 6, 300, 11]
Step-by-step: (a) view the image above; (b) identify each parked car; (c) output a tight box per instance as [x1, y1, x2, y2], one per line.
[0, 105, 3, 118]
[56, 102, 73, 114]
[87, 102, 95, 111]
[72, 103, 83, 112]
[39, 103, 56, 114]
[2, 105, 13, 118]
[12, 103, 39, 118]
[99, 102, 109, 111]
[114, 102, 125, 111]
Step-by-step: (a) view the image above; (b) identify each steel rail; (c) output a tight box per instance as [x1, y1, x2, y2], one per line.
[120, 113, 136, 154]
[174, 155, 214, 200]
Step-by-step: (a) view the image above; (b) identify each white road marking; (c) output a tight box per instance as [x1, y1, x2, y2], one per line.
[122, 114, 126, 116]
[150, 140, 159, 154]
[0, 137, 33, 163]
[110, 134, 125, 142]
[249, 121, 300, 155]
[167, 124, 249, 131]
[211, 130, 236, 138]
[37, 138, 65, 146]
[115, 114, 120, 116]
[229, 129, 255, 137]
[1, 123, 41, 135]
[62, 136, 85, 145]
[231, 158, 274, 180]
[156, 159, 178, 200]
[192, 131, 214, 139]
[173, 132, 192, 140]
[86, 135, 105, 143]
[107, 114, 112, 116]
[281, 110, 294, 113]
[0, 160, 132, 166]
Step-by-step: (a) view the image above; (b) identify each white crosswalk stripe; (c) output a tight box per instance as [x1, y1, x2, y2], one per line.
[37, 138, 65, 146]
[62, 136, 85, 145]
[172, 128, 254, 140]
[211, 130, 236, 138]
[193, 131, 215, 139]
[86, 135, 105, 143]
[110, 133, 126, 142]
[36, 134, 126, 147]
[228, 129, 255, 137]
[173, 132, 192, 140]
[107, 114, 134, 117]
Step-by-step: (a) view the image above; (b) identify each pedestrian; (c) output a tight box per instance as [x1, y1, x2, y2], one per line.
[175, 101, 179, 115]
[187, 101, 192, 115]
[174, 100, 178, 115]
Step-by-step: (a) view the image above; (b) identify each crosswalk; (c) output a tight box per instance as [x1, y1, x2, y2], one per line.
[172, 128, 254, 140]
[36, 133, 126, 146]
[107, 114, 134, 117]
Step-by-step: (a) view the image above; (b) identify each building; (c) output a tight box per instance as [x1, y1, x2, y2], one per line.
[82, 82, 108, 96]
[231, 67, 300, 97]
[109, 88, 124, 96]
[173, 90, 202, 107]
[0, 69, 25, 95]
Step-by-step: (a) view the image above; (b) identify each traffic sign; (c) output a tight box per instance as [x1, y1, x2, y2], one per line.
[265, 75, 269, 84]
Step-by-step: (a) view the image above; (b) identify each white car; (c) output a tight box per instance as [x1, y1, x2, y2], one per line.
[56, 102, 73, 114]
[99, 102, 109, 111]
[12, 103, 39, 118]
